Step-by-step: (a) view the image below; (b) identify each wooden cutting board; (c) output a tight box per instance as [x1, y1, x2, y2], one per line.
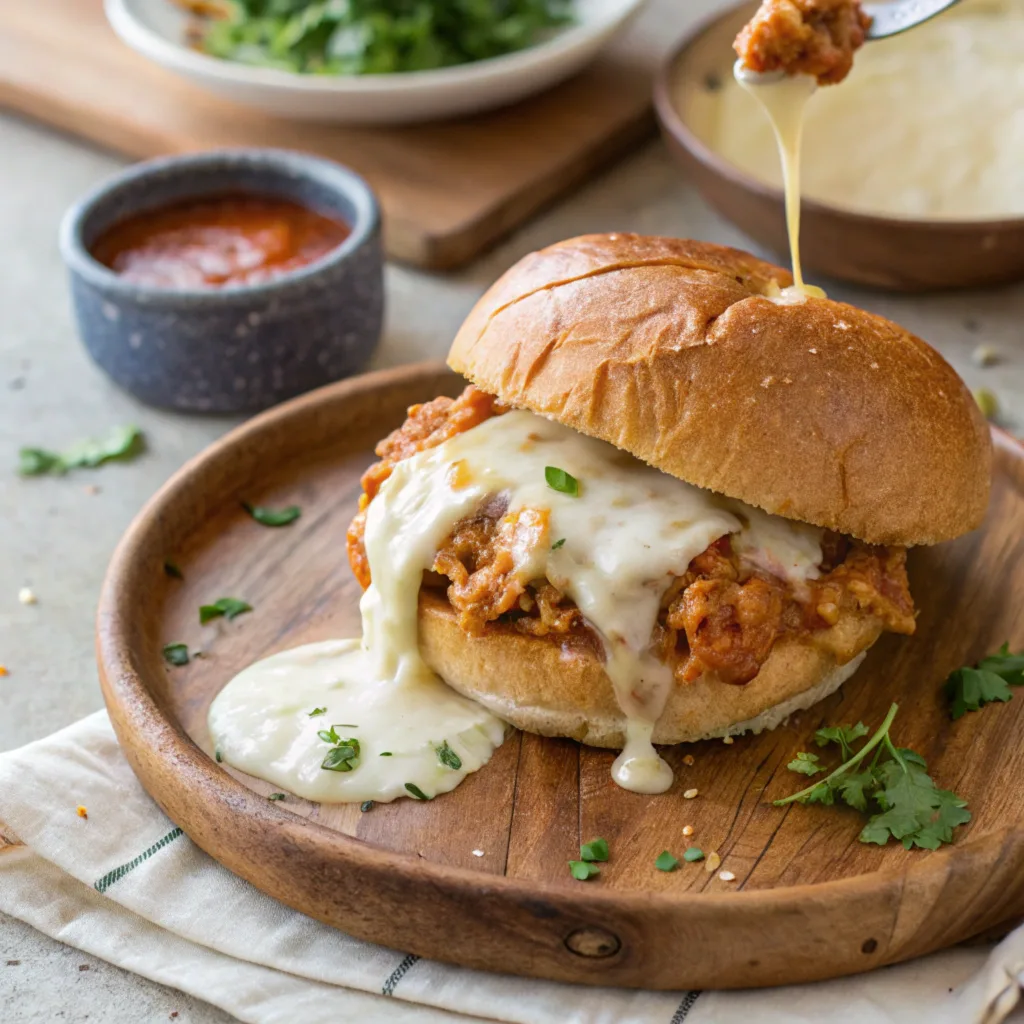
[0, 0, 656, 269]
[97, 363, 1024, 989]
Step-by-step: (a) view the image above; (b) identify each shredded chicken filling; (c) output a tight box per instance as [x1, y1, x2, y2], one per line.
[347, 386, 915, 687]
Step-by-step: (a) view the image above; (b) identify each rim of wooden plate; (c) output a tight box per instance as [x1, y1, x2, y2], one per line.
[96, 360, 1024, 989]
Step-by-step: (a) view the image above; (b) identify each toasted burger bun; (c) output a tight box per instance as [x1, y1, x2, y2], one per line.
[448, 233, 991, 546]
[418, 593, 876, 746]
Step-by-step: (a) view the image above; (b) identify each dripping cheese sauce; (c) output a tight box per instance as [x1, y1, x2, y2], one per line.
[91, 194, 350, 290]
[210, 406, 840, 801]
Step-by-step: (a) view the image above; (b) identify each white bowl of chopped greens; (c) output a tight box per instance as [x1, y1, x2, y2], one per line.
[105, 0, 648, 124]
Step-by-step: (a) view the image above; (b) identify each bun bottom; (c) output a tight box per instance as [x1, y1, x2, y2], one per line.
[417, 592, 879, 747]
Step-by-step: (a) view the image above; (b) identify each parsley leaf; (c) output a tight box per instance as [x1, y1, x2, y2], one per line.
[787, 751, 823, 776]
[360, 800, 375, 812]
[405, 782, 431, 801]
[945, 644, 1024, 719]
[551, 538, 566, 550]
[199, 597, 252, 624]
[654, 850, 679, 872]
[775, 704, 970, 851]
[161, 643, 190, 667]
[682, 847, 704, 862]
[268, 793, 286, 801]
[436, 741, 462, 771]
[242, 503, 301, 527]
[321, 739, 360, 773]
[18, 425, 143, 476]
[544, 466, 579, 496]
[579, 837, 609, 862]
[568, 860, 600, 881]
[308, 707, 327, 717]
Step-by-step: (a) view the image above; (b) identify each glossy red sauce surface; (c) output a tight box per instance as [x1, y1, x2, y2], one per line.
[91, 194, 351, 289]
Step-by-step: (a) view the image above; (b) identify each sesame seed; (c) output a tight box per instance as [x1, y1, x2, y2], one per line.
[683, 788, 699, 799]
[722, 735, 734, 745]
[18, 588, 37, 606]
[472, 849, 484, 857]
[719, 870, 736, 882]
[682, 754, 695, 766]
[705, 851, 721, 873]
[682, 825, 694, 837]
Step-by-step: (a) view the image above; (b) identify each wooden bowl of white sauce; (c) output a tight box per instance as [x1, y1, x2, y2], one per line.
[654, 0, 1024, 291]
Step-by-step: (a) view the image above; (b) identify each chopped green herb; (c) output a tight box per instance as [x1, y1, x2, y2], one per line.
[551, 538, 566, 550]
[380, 752, 393, 756]
[405, 782, 431, 801]
[776, 704, 970, 850]
[268, 793, 286, 801]
[242, 502, 302, 527]
[360, 800, 375, 812]
[568, 860, 600, 881]
[199, 597, 252, 624]
[308, 707, 327, 717]
[579, 837, 609, 863]
[787, 751, 823, 776]
[164, 561, 184, 580]
[215, 749, 223, 763]
[544, 466, 579, 496]
[321, 739, 360, 773]
[161, 643, 190, 667]
[945, 643, 1024, 719]
[654, 850, 679, 872]
[436, 740, 462, 771]
[17, 425, 144, 476]
[682, 847, 705, 862]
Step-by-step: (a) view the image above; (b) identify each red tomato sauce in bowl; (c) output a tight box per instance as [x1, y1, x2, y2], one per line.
[90, 194, 351, 289]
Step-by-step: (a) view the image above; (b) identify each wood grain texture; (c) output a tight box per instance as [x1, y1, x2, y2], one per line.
[653, 1, 1024, 291]
[98, 362, 1024, 988]
[0, 0, 654, 270]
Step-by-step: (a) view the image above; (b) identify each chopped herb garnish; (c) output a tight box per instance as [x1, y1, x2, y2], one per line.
[776, 703, 970, 850]
[164, 561, 184, 580]
[242, 502, 302, 527]
[18, 425, 144, 476]
[215, 749, 223, 763]
[380, 752, 393, 756]
[268, 793, 286, 801]
[654, 851, 679, 872]
[436, 740, 462, 771]
[162, 643, 190, 667]
[199, 597, 252, 624]
[944, 643, 1024, 719]
[405, 782, 431, 800]
[321, 740, 360, 773]
[360, 800, 375, 812]
[787, 751, 823, 776]
[682, 847, 704, 862]
[579, 837, 609, 863]
[544, 466, 579, 497]
[814, 722, 869, 759]
[568, 860, 600, 881]
[551, 538, 566, 550]
[308, 707, 327, 717]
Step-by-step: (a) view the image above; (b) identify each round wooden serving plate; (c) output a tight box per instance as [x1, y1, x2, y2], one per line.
[98, 362, 1024, 990]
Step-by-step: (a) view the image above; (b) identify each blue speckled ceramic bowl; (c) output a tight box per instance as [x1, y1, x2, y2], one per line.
[59, 149, 383, 413]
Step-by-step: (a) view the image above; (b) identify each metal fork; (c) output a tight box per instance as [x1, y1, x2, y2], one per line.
[862, 0, 963, 39]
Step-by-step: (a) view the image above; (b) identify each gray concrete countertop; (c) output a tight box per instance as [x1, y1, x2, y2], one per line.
[2, 50, 1023, 1022]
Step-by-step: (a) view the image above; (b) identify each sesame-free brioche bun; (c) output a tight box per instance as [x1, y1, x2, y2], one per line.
[417, 593, 875, 746]
[448, 234, 991, 546]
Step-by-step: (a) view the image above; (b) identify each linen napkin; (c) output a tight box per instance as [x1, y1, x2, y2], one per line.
[2, 712, 1023, 1024]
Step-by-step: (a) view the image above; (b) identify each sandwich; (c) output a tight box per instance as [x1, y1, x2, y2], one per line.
[346, 234, 991, 791]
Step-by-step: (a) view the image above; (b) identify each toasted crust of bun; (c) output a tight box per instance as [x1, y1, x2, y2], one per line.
[448, 234, 991, 546]
[417, 592, 880, 746]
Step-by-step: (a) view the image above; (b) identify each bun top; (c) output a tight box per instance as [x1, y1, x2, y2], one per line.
[448, 234, 991, 546]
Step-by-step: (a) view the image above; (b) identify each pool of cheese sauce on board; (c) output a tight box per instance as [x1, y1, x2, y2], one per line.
[209, 411, 824, 801]
[716, 0, 1024, 221]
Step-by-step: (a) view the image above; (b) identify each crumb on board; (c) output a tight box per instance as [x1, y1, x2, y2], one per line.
[76, 805, 88, 819]
[18, 587, 37, 606]
[682, 824, 694, 837]
[682, 754, 695, 766]
[722, 735, 734, 745]
[683, 788, 699, 799]
[972, 344, 1000, 367]
[719, 870, 737, 882]
[78, 964, 90, 972]
[705, 851, 721, 873]
[472, 849, 484, 857]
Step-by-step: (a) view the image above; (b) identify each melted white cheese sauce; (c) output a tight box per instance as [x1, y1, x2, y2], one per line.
[208, 640, 505, 803]
[717, 0, 1024, 220]
[210, 409, 824, 799]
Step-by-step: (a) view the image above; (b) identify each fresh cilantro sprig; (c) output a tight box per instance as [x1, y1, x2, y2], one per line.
[944, 643, 1024, 719]
[775, 703, 970, 851]
[18, 425, 144, 476]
